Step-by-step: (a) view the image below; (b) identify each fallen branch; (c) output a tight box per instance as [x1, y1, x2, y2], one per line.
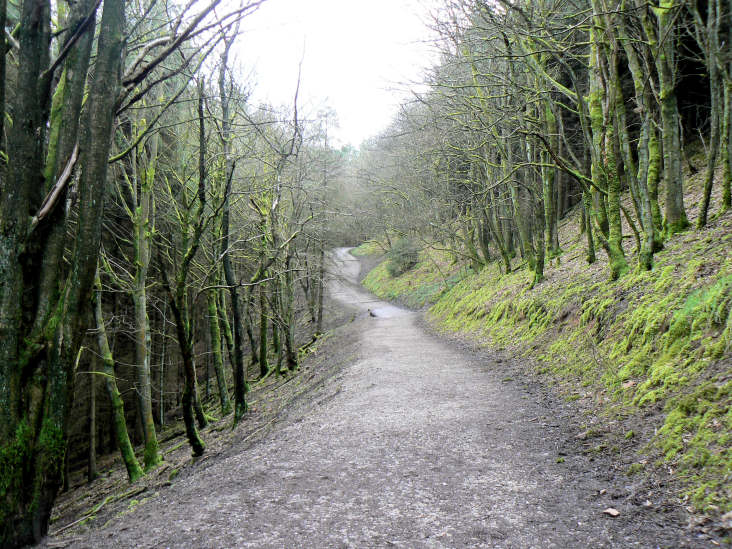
[49, 486, 147, 536]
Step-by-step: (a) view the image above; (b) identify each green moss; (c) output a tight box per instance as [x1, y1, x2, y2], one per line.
[0, 421, 34, 526]
[658, 381, 731, 511]
[143, 440, 162, 472]
[363, 249, 466, 308]
[350, 241, 385, 257]
[627, 462, 644, 475]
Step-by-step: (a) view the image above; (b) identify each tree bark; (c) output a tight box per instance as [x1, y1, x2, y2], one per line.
[132, 137, 160, 470]
[207, 289, 232, 415]
[655, 0, 689, 235]
[283, 254, 298, 370]
[87, 357, 98, 483]
[696, 0, 722, 227]
[94, 275, 143, 484]
[0, 0, 123, 543]
[259, 283, 270, 378]
[217, 35, 249, 423]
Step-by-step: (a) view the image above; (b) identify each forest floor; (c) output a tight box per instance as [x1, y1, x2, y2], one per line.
[38, 248, 721, 548]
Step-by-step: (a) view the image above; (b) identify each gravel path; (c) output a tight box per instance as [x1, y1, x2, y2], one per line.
[51, 248, 705, 548]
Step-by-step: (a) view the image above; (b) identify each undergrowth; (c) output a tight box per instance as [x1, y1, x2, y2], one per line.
[362, 247, 469, 309]
[350, 240, 386, 257]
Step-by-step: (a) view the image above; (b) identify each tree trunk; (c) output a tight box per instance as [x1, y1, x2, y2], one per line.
[94, 276, 143, 484]
[656, 0, 689, 235]
[159, 301, 168, 426]
[244, 287, 260, 366]
[207, 289, 232, 415]
[0, 0, 123, 543]
[87, 357, 98, 483]
[722, 80, 732, 212]
[542, 102, 560, 260]
[218, 37, 249, 424]
[697, 0, 722, 228]
[259, 284, 270, 378]
[169, 291, 205, 456]
[582, 189, 596, 263]
[132, 131, 161, 470]
[271, 278, 285, 375]
[315, 244, 326, 335]
[283, 254, 298, 370]
[218, 290, 235, 366]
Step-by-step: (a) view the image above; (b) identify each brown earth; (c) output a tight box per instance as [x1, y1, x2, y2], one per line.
[39, 248, 715, 548]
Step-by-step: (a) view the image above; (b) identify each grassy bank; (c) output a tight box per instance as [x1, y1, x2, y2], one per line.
[360, 213, 731, 514]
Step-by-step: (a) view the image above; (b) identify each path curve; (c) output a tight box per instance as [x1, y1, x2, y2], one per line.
[53, 248, 701, 548]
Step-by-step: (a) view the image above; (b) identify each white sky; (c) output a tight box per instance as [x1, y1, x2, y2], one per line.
[235, 0, 439, 147]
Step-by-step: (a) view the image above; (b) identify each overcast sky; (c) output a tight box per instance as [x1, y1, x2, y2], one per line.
[235, 0, 439, 147]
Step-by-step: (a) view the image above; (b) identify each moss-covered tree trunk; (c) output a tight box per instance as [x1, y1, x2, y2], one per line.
[506, 142, 535, 270]
[604, 31, 629, 279]
[721, 0, 732, 210]
[87, 356, 98, 483]
[94, 276, 143, 483]
[532, 193, 546, 286]
[582, 189, 596, 263]
[244, 286, 260, 366]
[618, 2, 662, 263]
[315, 134, 328, 337]
[259, 283, 270, 378]
[588, 2, 627, 279]
[588, 30, 609, 241]
[168, 290, 205, 456]
[542, 101, 560, 261]
[218, 290, 235, 367]
[218, 33, 249, 424]
[315, 243, 326, 336]
[486, 204, 511, 274]
[0, 0, 123, 543]
[159, 81, 212, 456]
[283, 253, 298, 370]
[655, 0, 689, 235]
[722, 79, 732, 212]
[272, 278, 285, 376]
[695, 0, 722, 228]
[132, 137, 160, 470]
[207, 289, 232, 415]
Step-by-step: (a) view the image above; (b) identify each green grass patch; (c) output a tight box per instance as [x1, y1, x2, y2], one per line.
[363, 248, 467, 308]
[350, 240, 386, 257]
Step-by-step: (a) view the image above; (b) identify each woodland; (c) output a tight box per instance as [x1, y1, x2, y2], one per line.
[0, 0, 358, 545]
[0, 0, 731, 547]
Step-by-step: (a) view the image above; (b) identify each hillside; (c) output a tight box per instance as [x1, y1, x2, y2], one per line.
[359, 170, 732, 522]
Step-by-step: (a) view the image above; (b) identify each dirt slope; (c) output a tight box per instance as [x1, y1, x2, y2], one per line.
[41, 248, 709, 548]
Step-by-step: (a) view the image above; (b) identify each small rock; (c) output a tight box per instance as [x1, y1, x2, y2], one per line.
[603, 508, 620, 517]
[720, 511, 732, 531]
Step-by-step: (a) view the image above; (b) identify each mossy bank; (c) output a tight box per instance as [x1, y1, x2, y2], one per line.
[360, 214, 731, 515]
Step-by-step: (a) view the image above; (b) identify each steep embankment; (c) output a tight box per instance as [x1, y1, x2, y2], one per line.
[359, 211, 731, 517]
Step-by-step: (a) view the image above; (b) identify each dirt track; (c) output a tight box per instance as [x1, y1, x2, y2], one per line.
[45, 248, 706, 548]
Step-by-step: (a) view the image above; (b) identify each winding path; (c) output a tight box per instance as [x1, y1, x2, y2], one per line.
[55, 248, 699, 548]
